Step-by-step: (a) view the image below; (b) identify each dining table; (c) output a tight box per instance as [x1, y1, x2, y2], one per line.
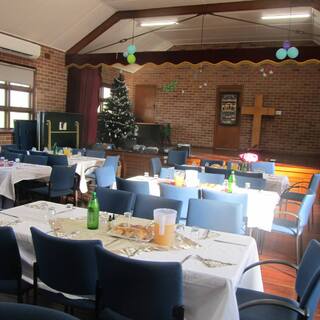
[0, 201, 263, 320]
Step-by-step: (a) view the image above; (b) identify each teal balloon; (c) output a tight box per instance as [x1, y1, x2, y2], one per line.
[287, 47, 299, 59]
[276, 48, 287, 60]
[127, 44, 136, 55]
[123, 51, 128, 58]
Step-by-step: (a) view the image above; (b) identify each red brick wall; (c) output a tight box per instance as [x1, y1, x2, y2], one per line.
[0, 45, 67, 144]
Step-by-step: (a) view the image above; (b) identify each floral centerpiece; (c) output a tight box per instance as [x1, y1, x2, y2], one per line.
[239, 152, 258, 171]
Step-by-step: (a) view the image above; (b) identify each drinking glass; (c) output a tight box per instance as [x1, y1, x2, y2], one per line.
[174, 170, 185, 187]
[124, 211, 132, 227]
[144, 172, 149, 177]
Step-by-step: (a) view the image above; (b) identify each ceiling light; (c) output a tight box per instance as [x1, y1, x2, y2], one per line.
[261, 13, 311, 20]
[140, 21, 178, 27]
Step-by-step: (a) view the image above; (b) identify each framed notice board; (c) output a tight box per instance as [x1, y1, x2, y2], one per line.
[219, 92, 239, 126]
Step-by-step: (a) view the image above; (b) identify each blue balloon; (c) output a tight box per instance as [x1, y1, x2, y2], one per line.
[127, 44, 136, 55]
[276, 48, 287, 60]
[287, 47, 299, 59]
[123, 51, 128, 58]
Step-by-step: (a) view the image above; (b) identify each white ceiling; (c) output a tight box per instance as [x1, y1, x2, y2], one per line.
[0, 0, 319, 53]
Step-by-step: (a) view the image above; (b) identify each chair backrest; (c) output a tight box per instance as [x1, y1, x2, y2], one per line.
[47, 154, 68, 166]
[85, 149, 105, 158]
[23, 155, 48, 166]
[160, 167, 175, 179]
[186, 199, 243, 234]
[298, 193, 317, 229]
[1, 144, 17, 151]
[96, 187, 135, 214]
[167, 150, 188, 166]
[309, 174, 320, 193]
[0, 227, 21, 281]
[116, 177, 149, 195]
[198, 172, 225, 185]
[205, 166, 231, 179]
[50, 165, 76, 192]
[3, 151, 24, 162]
[95, 246, 183, 320]
[31, 227, 102, 295]
[159, 183, 199, 220]
[71, 148, 86, 155]
[7, 148, 28, 155]
[251, 161, 275, 174]
[95, 166, 116, 188]
[235, 171, 263, 179]
[30, 150, 48, 156]
[296, 239, 320, 319]
[235, 175, 266, 190]
[133, 194, 182, 222]
[103, 155, 120, 174]
[200, 159, 224, 167]
[150, 157, 162, 176]
[0, 302, 80, 320]
[174, 164, 202, 172]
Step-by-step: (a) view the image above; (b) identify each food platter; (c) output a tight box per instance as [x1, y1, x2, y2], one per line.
[107, 223, 154, 242]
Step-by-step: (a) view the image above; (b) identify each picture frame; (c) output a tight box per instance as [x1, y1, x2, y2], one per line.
[219, 92, 239, 126]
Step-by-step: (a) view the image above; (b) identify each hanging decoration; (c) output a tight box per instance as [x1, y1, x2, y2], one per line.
[259, 65, 274, 78]
[123, 20, 137, 64]
[163, 80, 178, 92]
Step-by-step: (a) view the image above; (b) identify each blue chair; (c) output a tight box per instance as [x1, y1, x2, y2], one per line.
[86, 149, 105, 158]
[116, 177, 149, 195]
[235, 171, 263, 179]
[237, 239, 320, 320]
[198, 172, 225, 185]
[103, 155, 119, 174]
[167, 150, 188, 166]
[95, 166, 116, 188]
[6, 148, 28, 155]
[133, 194, 182, 222]
[235, 175, 266, 190]
[205, 166, 231, 179]
[23, 155, 48, 166]
[3, 151, 24, 162]
[160, 167, 175, 179]
[95, 246, 184, 320]
[0, 302, 80, 320]
[251, 161, 275, 174]
[72, 148, 86, 155]
[1, 144, 17, 151]
[47, 154, 68, 166]
[174, 164, 202, 172]
[31, 227, 102, 311]
[186, 199, 243, 234]
[0, 226, 32, 302]
[96, 187, 135, 214]
[150, 157, 162, 176]
[159, 183, 199, 220]
[30, 150, 48, 156]
[200, 159, 224, 167]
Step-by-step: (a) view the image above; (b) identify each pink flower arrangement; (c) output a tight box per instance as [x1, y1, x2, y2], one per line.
[239, 152, 258, 163]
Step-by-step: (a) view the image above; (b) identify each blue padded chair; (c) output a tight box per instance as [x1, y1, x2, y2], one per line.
[167, 150, 188, 166]
[237, 239, 320, 320]
[235, 171, 263, 179]
[3, 151, 24, 162]
[198, 172, 225, 185]
[1, 144, 17, 151]
[47, 154, 68, 166]
[86, 149, 105, 158]
[200, 159, 224, 167]
[96, 187, 135, 214]
[186, 199, 243, 234]
[86, 155, 119, 180]
[30, 150, 48, 156]
[23, 154, 48, 166]
[95, 166, 116, 188]
[31, 227, 102, 311]
[95, 246, 184, 320]
[150, 157, 162, 176]
[0, 302, 80, 320]
[116, 177, 149, 195]
[235, 175, 266, 190]
[160, 167, 175, 179]
[174, 164, 202, 172]
[205, 166, 231, 179]
[0, 226, 32, 302]
[251, 161, 275, 174]
[72, 148, 86, 155]
[133, 194, 182, 222]
[159, 183, 199, 220]
[6, 148, 28, 155]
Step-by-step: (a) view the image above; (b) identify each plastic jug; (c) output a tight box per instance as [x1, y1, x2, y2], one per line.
[153, 208, 177, 246]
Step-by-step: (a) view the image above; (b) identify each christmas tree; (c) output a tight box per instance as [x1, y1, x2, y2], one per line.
[98, 73, 136, 147]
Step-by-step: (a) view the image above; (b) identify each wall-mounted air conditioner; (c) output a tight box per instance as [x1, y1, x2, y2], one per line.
[0, 33, 41, 59]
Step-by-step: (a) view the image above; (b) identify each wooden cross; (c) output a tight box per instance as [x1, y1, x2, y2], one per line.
[241, 94, 275, 147]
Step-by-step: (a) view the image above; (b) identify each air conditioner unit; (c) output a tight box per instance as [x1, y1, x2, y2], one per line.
[0, 33, 41, 59]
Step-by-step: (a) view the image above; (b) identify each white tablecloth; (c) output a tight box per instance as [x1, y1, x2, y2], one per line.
[68, 156, 105, 193]
[0, 163, 52, 200]
[1, 201, 263, 320]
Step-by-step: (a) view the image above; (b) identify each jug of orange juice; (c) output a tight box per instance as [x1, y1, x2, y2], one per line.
[153, 208, 177, 247]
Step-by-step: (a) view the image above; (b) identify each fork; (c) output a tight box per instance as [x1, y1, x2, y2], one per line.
[195, 254, 234, 267]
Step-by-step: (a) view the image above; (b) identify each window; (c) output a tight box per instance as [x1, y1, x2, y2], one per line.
[98, 85, 111, 113]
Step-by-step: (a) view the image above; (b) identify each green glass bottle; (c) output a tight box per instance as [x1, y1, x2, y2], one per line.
[87, 192, 100, 230]
[227, 170, 236, 193]
[52, 142, 58, 155]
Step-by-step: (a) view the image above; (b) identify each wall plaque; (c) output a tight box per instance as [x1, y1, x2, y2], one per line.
[219, 93, 239, 126]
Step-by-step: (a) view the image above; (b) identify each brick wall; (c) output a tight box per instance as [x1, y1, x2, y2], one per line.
[0, 46, 67, 144]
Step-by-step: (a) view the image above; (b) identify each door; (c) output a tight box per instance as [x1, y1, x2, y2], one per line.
[214, 86, 242, 150]
[134, 85, 157, 123]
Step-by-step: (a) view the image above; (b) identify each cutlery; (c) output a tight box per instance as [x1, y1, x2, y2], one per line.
[180, 254, 192, 264]
[195, 255, 234, 267]
[213, 239, 247, 247]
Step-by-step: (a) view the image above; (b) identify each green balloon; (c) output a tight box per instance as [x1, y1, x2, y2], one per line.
[127, 54, 136, 64]
[276, 48, 287, 60]
[287, 47, 299, 59]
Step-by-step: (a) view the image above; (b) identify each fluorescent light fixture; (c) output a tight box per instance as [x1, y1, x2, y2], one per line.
[261, 13, 311, 20]
[140, 20, 178, 27]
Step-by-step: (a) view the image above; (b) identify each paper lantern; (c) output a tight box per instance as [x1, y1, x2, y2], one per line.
[127, 44, 136, 55]
[276, 48, 287, 60]
[127, 54, 136, 64]
[287, 47, 299, 59]
[123, 51, 128, 58]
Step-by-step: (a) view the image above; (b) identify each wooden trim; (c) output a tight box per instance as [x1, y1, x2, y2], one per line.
[67, 0, 320, 54]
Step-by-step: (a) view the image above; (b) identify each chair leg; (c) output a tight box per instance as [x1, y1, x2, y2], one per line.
[296, 235, 301, 265]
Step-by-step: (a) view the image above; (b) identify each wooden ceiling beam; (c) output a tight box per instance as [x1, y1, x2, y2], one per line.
[67, 0, 320, 54]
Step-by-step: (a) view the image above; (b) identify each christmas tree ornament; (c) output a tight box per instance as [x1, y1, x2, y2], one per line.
[123, 51, 128, 58]
[127, 44, 136, 55]
[282, 40, 291, 50]
[127, 54, 136, 64]
[287, 46, 299, 59]
[276, 48, 287, 60]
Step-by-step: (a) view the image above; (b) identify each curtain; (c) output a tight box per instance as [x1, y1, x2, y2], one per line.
[66, 67, 101, 146]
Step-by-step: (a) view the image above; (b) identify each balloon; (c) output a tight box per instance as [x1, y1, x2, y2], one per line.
[123, 51, 128, 58]
[282, 40, 291, 50]
[287, 47, 299, 59]
[127, 44, 136, 55]
[127, 54, 136, 64]
[276, 48, 287, 60]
